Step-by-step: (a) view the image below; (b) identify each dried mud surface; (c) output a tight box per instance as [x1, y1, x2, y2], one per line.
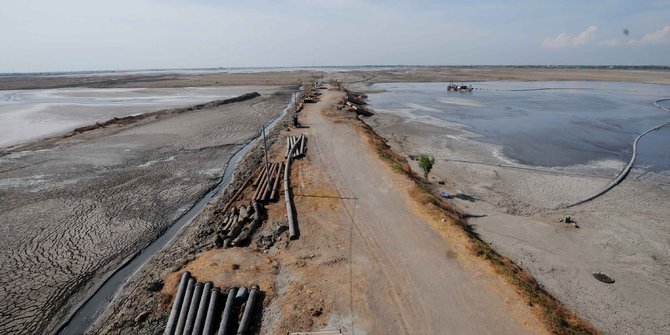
[0, 87, 294, 335]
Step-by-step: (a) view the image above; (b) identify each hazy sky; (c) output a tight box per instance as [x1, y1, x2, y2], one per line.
[2, 0, 669, 72]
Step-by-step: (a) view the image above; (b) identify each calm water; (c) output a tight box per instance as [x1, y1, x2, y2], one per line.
[367, 81, 670, 174]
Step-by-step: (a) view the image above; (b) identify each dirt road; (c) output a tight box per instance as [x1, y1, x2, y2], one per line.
[300, 87, 544, 334]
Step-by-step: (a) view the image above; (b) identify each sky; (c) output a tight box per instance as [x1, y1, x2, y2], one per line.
[1, 0, 669, 72]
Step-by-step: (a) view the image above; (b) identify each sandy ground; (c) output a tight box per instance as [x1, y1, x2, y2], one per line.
[91, 86, 547, 335]
[361, 86, 670, 334]
[0, 87, 293, 335]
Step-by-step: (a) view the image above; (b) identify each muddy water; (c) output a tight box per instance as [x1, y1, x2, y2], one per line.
[367, 81, 670, 177]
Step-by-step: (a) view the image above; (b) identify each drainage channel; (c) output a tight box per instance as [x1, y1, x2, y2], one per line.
[56, 89, 301, 335]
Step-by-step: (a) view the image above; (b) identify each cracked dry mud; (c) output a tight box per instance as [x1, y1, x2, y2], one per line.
[0, 87, 293, 335]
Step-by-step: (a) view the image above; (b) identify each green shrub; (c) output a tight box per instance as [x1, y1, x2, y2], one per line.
[417, 154, 435, 179]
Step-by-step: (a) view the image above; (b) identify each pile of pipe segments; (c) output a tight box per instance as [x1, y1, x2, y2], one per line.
[213, 201, 264, 249]
[164, 272, 261, 335]
[252, 161, 284, 203]
[285, 134, 307, 159]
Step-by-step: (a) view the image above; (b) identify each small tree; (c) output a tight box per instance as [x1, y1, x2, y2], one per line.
[417, 154, 435, 179]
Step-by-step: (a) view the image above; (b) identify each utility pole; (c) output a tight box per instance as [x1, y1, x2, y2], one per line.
[262, 124, 271, 191]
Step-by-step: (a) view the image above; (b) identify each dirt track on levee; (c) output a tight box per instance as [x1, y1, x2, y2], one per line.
[293, 88, 545, 333]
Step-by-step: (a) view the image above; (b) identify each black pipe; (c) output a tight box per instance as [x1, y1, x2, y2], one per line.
[164, 272, 190, 335]
[192, 281, 213, 335]
[299, 135, 306, 156]
[183, 282, 203, 334]
[202, 288, 220, 335]
[235, 287, 248, 303]
[236, 285, 259, 335]
[217, 287, 238, 335]
[174, 277, 196, 335]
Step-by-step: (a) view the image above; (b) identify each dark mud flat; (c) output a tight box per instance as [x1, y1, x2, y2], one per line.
[0, 87, 293, 335]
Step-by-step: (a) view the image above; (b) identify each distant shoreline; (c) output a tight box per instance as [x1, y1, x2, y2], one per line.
[2, 66, 670, 91]
[2, 64, 669, 78]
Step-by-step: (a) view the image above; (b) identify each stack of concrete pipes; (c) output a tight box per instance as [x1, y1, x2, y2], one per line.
[214, 201, 263, 249]
[164, 272, 260, 335]
[252, 161, 284, 202]
[285, 134, 307, 159]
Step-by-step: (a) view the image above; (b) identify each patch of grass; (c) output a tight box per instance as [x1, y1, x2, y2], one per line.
[352, 114, 598, 335]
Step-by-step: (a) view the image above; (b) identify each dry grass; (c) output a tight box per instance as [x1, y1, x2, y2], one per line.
[354, 116, 599, 335]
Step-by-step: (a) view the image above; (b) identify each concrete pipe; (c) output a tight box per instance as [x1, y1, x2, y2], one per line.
[226, 218, 244, 240]
[253, 170, 269, 200]
[238, 205, 247, 220]
[235, 286, 248, 303]
[297, 135, 303, 157]
[252, 165, 267, 187]
[257, 163, 275, 201]
[252, 201, 262, 220]
[240, 203, 253, 222]
[192, 281, 213, 335]
[236, 285, 260, 335]
[295, 135, 302, 157]
[292, 137, 298, 158]
[220, 214, 230, 231]
[263, 163, 278, 201]
[183, 282, 204, 334]
[223, 214, 237, 233]
[233, 211, 262, 245]
[285, 137, 291, 159]
[202, 288, 220, 335]
[263, 163, 279, 201]
[231, 228, 249, 246]
[174, 277, 196, 335]
[270, 162, 283, 200]
[164, 271, 191, 335]
[285, 140, 299, 239]
[299, 135, 306, 156]
[217, 287, 238, 335]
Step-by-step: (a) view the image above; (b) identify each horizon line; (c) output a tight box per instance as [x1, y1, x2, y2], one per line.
[2, 64, 670, 77]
